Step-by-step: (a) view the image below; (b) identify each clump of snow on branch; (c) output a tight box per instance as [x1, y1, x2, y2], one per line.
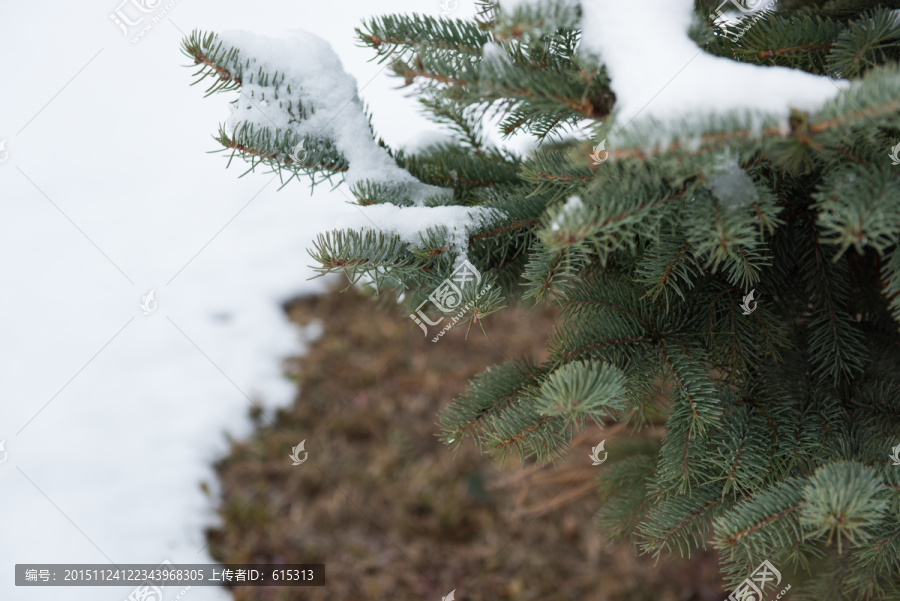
[336, 204, 505, 269]
[705, 152, 759, 209]
[218, 30, 452, 206]
[578, 0, 848, 127]
[482, 41, 513, 70]
[216, 30, 508, 266]
[550, 195, 583, 231]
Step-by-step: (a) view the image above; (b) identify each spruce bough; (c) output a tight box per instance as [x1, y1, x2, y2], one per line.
[182, 1, 900, 597]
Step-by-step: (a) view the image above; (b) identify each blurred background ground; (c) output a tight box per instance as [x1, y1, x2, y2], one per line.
[203, 286, 726, 601]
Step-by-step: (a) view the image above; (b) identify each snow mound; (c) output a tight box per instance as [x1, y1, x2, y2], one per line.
[579, 0, 848, 128]
[219, 29, 452, 206]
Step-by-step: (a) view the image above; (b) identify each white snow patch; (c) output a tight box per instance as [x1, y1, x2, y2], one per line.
[705, 152, 759, 209]
[563, 195, 584, 212]
[219, 30, 505, 274]
[219, 30, 451, 206]
[579, 0, 847, 127]
[550, 195, 584, 231]
[482, 41, 512, 69]
[335, 204, 505, 268]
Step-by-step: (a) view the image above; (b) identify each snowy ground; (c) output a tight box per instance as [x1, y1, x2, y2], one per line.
[0, 1, 482, 600]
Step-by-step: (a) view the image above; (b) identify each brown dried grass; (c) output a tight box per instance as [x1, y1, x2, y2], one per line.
[203, 285, 725, 601]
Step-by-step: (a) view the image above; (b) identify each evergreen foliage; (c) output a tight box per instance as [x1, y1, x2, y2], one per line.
[182, 0, 900, 596]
